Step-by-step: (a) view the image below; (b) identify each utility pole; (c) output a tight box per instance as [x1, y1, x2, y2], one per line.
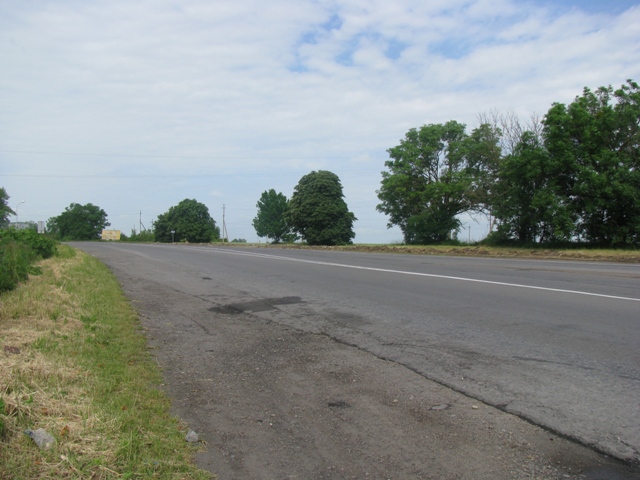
[15, 200, 25, 225]
[222, 204, 229, 242]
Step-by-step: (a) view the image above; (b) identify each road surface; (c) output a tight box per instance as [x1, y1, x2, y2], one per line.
[72, 242, 640, 465]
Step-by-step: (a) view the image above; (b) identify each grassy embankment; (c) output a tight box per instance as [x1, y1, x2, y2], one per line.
[231, 242, 640, 263]
[0, 245, 212, 479]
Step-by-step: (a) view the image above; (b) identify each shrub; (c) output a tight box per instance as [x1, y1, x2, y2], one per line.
[0, 229, 58, 293]
[0, 228, 57, 259]
[126, 230, 155, 242]
[0, 241, 35, 292]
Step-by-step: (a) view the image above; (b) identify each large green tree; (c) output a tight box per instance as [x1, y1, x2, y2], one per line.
[0, 187, 16, 229]
[492, 132, 574, 243]
[287, 170, 356, 245]
[154, 198, 220, 243]
[47, 203, 110, 240]
[376, 121, 472, 244]
[462, 123, 503, 220]
[543, 80, 640, 245]
[252, 189, 295, 243]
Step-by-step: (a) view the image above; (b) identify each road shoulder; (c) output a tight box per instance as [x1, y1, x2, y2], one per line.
[109, 265, 639, 480]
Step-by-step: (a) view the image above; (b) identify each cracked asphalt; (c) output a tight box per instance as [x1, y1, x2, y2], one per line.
[71, 242, 640, 479]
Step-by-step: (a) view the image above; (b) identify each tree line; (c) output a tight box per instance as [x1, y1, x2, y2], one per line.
[3, 80, 637, 248]
[0, 194, 222, 243]
[43, 199, 222, 243]
[377, 80, 639, 247]
[253, 170, 357, 245]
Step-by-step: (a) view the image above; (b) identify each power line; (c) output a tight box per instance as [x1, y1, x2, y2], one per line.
[0, 169, 383, 179]
[0, 148, 385, 160]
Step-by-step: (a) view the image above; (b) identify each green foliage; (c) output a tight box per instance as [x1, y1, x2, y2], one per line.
[492, 132, 574, 243]
[0, 229, 58, 293]
[0, 228, 58, 259]
[154, 199, 220, 243]
[543, 79, 640, 246]
[252, 189, 295, 243]
[47, 203, 110, 240]
[379, 80, 639, 247]
[126, 228, 156, 243]
[0, 241, 34, 292]
[462, 123, 503, 215]
[0, 187, 16, 229]
[287, 170, 357, 245]
[377, 121, 472, 244]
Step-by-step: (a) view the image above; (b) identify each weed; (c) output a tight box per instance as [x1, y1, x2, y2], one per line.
[0, 397, 7, 440]
[55, 244, 77, 258]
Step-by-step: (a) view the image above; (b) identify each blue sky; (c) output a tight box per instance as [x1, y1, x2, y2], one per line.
[1, 0, 638, 243]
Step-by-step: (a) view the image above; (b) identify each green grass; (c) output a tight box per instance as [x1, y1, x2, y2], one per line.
[0, 245, 212, 479]
[220, 241, 640, 262]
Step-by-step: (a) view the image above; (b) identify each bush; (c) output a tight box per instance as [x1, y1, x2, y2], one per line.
[0, 228, 57, 259]
[0, 229, 58, 293]
[0, 241, 35, 292]
[126, 230, 155, 242]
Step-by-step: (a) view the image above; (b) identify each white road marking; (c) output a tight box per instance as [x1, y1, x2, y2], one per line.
[186, 247, 640, 303]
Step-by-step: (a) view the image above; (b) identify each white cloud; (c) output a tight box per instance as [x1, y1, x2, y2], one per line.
[1, 0, 638, 242]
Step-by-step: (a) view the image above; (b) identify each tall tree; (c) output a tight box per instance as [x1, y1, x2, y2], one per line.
[542, 80, 640, 246]
[287, 170, 356, 245]
[154, 199, 220, 243]
[376, 121, 471, 244]
[0, 187, 16, 229]
[47, 203, 110, 240]
[252, 189, 294, 243]
[463, 123, 503, 220]
[492, 132, 574, 243]
[476, 110, 544, 156]
[471, 112, 543, 232]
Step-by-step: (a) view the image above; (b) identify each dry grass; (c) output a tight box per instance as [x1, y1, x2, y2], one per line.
[0, 246, 211, 479]
[219, 242, 640, 263]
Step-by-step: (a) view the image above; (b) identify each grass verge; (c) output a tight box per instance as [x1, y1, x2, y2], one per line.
[225, 243, 640, 263]
[0, 245, 212, 479]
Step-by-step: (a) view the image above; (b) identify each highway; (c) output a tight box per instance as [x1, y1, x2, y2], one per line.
[72, 242, 640, 461]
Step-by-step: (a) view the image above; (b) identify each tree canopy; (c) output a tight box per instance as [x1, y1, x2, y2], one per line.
[154, 198, 220, 243]
[287, 170, 356, 245]
[377, 80, 639, 247]
[47, 203, 110, 240]
[542, 80, 640, 245]
[252, 189, 295, 243]
[0, 187, 16, 229]
[376, 121, 472, 244]
[491, 132, 574, 243]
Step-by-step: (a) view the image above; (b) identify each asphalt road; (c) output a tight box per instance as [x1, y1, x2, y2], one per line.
[72, 242, 640, 463]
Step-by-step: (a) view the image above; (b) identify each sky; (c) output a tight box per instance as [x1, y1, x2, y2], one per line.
[1, 0, 639, 243]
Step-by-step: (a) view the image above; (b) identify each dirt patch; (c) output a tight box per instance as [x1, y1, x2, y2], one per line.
[112, 269, 640, 480]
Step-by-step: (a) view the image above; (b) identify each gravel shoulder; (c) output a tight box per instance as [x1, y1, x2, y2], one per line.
[95, 261, 640, 480]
